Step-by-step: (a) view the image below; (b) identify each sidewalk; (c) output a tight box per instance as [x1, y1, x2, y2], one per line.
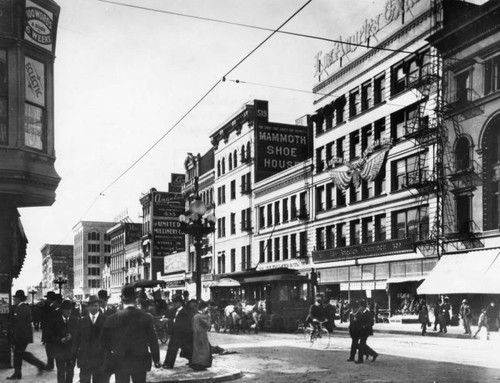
[0, 332, 242, 383]
[334, 319, 499, 340]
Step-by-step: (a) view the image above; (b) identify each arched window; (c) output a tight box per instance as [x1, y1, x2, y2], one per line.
[222, 158, 226, 174]
[217, 160, 221, 177]
[482, 115, 500, 230]
[246, 142, 251, 158]
[241, 145, 246, 161]
[455, 136, 471, 171]
[233, 149, 237, 168]
[228, 153, 233, 171]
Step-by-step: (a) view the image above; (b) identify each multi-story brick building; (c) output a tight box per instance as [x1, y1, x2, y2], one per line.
[72, 221, 113, 300]
[41, 244, 73, 298]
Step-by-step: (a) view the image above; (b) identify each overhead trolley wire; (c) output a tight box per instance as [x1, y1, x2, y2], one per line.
[98, 0, 474, 65]
[30, 0, 313, 259]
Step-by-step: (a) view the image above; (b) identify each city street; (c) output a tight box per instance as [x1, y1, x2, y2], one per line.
[1, 329, 498, 382]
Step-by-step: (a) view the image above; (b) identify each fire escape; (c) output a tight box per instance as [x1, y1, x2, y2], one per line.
[403, 15, 484, 256]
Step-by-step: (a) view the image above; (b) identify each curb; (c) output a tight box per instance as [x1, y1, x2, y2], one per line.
[333, 326, 473, 340]
[147, 367, 243, 383]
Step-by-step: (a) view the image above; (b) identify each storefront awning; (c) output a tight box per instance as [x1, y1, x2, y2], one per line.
[209, 278, 241, 288]
[417, 249, 500, 295]
[386, 276, 425, 285]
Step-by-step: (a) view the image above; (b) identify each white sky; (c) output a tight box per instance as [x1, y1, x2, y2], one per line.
[13, 0, 485, 291]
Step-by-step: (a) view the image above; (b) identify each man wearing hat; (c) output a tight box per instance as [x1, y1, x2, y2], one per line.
[163, 295, 193, 369]
[101, 284, 160, 383]
[48, 299, 78, 383]
[460, 299, 472, 335]
[98, 290, 115, 317]
[8, 290, 48, 379]
[73, 295, 107, 383]
[41, 291, 57, 370]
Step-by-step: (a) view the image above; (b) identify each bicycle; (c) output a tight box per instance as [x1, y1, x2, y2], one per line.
[304, 320, 331, 349]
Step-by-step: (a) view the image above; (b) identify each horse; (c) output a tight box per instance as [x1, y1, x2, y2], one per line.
[240, 299, 266, 333]
[223, 301, 243, 334]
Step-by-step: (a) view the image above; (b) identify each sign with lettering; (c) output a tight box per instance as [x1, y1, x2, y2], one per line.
[24, 0, 57, 52]
[25, 57, 45, 106]
[314, 0, 429, 81]
[312, 238, 414, 263]
[164, 251, 186, 274]
[256, 258, 304, 271]
[152, 191, 186, 256]
[255, 123, 310, 182]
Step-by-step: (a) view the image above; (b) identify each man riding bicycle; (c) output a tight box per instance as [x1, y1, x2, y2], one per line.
[306, 297, 326, 334]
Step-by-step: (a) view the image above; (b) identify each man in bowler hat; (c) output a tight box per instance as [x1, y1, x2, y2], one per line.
[101, 284, 160, 383]
[98, 290, 115, 317]
[73, 295, 107, 383]
[163, 295, 193, 368]
[48, 299, 79, 383]
[7, 290, 48, 380]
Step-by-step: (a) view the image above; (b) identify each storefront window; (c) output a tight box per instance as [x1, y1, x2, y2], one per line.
[24, 56, 46, 151]
[350, 265, 361, 280]
[362, 264, 375, 280]
[390, 261, 406, 277]
[338, 266, 349, 281]
[422, 258, 437, 274]
[406, 260, 422, 276]
[375, 263, 389, 280]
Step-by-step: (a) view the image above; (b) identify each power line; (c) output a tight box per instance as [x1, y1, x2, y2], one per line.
[224, 77, 331, 97]
[98, 0, 472, 65]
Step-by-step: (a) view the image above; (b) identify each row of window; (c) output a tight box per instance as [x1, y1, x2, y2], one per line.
[314, 49, 432, 138]
[217, 173, 252, 205]
[320, 258, 436, 283]
[259, 232, 307, 263]
[87, 244, 111, 253]
[316, 101, 428, 172]
[258, 192, 308, 229]
[217, 207, 252, 238]
[315, 206, 429, 251]
[87, 232, 111, 241]
[216, 142, 252, 177]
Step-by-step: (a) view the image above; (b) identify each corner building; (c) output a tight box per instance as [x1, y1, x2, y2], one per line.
[309, 0, 475, 314]
[418, 0, 500, 313]
[208, 100, 312, 304]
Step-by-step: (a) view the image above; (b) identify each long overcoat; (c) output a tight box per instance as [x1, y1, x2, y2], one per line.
[191, 312, 212, 368]
[11, 303, 33, 345]
[73, 313, 106, 371]
[101, 306, 160, 374]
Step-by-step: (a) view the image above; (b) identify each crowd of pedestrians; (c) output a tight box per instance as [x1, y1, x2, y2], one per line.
[9, 285, 217, 383]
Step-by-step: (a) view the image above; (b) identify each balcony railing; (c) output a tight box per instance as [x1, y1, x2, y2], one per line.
[448, 88, 475, 107]
[296, 208, 309, 220]
[241, 155, 252, 164]
[240, 221, 253, 232]
[241, 186, 252, 195]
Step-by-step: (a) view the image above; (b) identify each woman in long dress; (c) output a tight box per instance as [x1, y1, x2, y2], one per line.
[191, 301, 212, 371]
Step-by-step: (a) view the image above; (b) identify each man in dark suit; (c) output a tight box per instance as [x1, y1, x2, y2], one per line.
[163, 295, 193, 368]
[7, 290, 48, 380]
[73, 295, 107, 383]
[41, 291, 57, 370]
[356, 299, 378, 364]
[48, 299, 79, 383]
[101, 284, 160, 383]
[98, 290, 115, 317]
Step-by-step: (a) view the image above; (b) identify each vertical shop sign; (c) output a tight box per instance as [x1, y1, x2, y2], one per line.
[24, 0, 56, 52]
[151, 191, 185, 256]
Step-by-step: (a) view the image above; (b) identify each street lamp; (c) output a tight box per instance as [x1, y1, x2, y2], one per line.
[28, 288, 37, 306]
[54, 273, 68, 295]
[178, 197, 216, 301]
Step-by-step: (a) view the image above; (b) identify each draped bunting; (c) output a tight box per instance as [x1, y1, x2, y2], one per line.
[328, 145, 390, 190]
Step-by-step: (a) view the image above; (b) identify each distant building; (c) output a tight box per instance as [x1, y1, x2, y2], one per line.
[72, 221, 113, 300]
[41, 244, 73, 298]
[107, 221, 141, 298]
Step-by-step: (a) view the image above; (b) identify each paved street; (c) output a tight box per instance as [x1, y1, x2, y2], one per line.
[0, 328, 499, 382]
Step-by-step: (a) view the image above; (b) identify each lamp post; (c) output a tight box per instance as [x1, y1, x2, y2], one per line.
[178, 197, 216, 301]
[28, 288, 37, 306]
[54, 274, 68, 295]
